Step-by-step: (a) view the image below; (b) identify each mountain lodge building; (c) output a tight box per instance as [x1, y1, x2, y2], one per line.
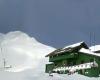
[45, 42, 100, 77]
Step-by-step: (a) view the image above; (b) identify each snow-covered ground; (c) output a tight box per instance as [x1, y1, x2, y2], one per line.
[0, 31, 99, 80]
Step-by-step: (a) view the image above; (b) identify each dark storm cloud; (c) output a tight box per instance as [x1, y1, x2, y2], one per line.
[0, 0, 100, 48]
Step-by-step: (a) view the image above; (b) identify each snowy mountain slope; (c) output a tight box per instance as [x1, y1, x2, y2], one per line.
[0, 31, 55, 72]
[0, 31, 99, 80]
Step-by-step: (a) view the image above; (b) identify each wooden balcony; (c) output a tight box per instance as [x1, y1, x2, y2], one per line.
[49, 53, 78, 62]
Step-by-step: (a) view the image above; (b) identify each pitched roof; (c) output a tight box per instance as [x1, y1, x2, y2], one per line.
[45, 41, 88, 57]
[79, 48, 100, 57]
[89, 45, 100, 53]
[64, 41, 85, 49]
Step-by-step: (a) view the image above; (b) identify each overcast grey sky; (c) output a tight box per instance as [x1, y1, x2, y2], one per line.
[0, 0, 100, 48]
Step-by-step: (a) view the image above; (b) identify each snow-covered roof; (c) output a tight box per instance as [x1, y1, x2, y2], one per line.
[89, 45, 100, 52]
[46, 41, 88, 57]
[79, 48, 100, 57]
[63, 41, 84, 49]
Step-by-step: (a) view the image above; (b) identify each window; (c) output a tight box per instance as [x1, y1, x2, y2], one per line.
[73, 61, 76, 65]
[50, 56, 54, 58]
[54, 63, 57, 66]
[81, 60, 84, 64]
[99, 58, 100, 61]
[90, 59, 94, 62]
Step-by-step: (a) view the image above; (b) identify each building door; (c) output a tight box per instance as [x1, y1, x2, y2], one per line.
[80, 60, 85, 74]
[62, 60, 67, 66]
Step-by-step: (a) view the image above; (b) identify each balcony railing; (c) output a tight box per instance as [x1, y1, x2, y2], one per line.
[53, 61, 98, 72]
